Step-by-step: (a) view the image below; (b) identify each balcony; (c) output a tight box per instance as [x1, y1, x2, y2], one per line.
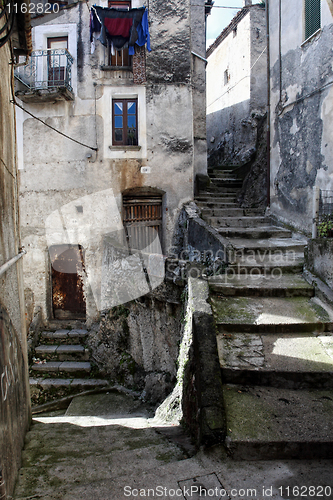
[15, 49, 74, 103]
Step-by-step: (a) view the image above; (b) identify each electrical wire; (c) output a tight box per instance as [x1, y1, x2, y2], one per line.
[0, 0, 15, 49]
[12, 100, 99, 151]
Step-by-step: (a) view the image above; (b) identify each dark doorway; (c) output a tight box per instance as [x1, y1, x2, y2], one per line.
[49, 245, 86, 320]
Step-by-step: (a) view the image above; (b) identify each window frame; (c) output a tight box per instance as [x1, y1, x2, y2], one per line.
[304, 0, 321, 41]
[112, 98, 138, 146]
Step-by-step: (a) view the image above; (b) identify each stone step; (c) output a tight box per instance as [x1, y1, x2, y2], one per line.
[209, 179, 243, 188]
[229, 236, 307, 255]
[209, 274, 314, 297]
[211, 296, 333, 334]
[46, 320, 86, 330]
[195, 194, 239, 203]
[226, 261, 304, 275]
[217, 332, 333, 389]
[206, 216, 272, 228]
[201, 186, 241, 194]
[202, 208, 245, 217]
[209, 172, 241, 179]
[31, 360, 91, 375]
[41, 329, 89, 345]
[223, 384, 333, 459]
[216, 226, 293, 239]
[29, 377, 108, 389]
[35, 344, 89, 361]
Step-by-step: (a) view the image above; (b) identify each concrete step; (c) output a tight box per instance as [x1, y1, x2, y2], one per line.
[217, 332, 333, 389]
[29, 377, 108, 389]
[31, 360, 91, 375]
[216, 226, 293, 239]
[211, 296, 333, 334]
[35, 344, 90, 361]
[206, 216, 272, 228]
[209, 274, 314, 297]
[223, 384, 333, 459]
[41, 329, 89, 345]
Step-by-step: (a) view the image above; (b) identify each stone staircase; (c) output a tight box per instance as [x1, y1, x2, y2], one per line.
[30, 321, 108, 405]
[196, 167, 333, 459]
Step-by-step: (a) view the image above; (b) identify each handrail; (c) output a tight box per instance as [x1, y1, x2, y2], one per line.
[0, 250, 26, 278]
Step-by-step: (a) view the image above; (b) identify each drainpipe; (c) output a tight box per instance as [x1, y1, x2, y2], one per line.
[0, 249, 26, 278]
[266, 0, 271, 207]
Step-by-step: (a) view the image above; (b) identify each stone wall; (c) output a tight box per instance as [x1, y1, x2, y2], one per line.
[0, 40, 30, 498]
[87, 281, 184, 404]
[269, 0, 333, 233]
[305, 239, 333, 291]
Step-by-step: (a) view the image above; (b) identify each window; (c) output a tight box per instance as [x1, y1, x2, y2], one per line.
[112, 98, 138, 145]
[224, 69, 230, 86]
[305, 0, 321, 40]
[107, 0, 132, 68]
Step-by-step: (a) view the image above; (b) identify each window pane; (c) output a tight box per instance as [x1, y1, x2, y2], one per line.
[115, 116, 123, 128]
[115, 129, 123, 142]
[127, 115, 136, 128]
[114, 102, 123, 114]
[127, 101, 136, 114]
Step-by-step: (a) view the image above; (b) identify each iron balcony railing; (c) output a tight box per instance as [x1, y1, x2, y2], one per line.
[15, 49, 74, 92]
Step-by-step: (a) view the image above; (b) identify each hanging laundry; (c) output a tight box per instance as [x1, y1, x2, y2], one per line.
[90, 5, 151, 53]
[129, 8, 150, 54]
[104, 18, 133, 38]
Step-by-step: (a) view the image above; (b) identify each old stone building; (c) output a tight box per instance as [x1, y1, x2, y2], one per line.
[206, 2, 267, 168]
[0, 2, 31, 497]
[15, 0, 210, 325]
[268, 0, 333, 232]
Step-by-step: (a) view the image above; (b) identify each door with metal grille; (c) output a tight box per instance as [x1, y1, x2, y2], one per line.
[123, 195, 162, 253]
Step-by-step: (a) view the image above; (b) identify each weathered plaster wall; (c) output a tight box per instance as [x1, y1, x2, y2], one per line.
[0, 41, 30, 498]
[18, 0, 207, 323]
[269, 0, 333, 233]
[88, 282, 183, 404]
[206, 5, 266, 167]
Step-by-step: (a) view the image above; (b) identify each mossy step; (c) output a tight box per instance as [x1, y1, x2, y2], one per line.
[223, 384, 333, 459]
[217, 332, 333, 388]
[211, 296, 333, 333]
[209, 274, 313, 297]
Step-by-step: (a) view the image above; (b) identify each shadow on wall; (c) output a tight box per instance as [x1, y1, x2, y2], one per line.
[207, 98, 259, 167]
